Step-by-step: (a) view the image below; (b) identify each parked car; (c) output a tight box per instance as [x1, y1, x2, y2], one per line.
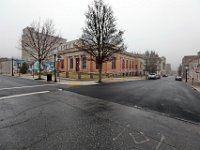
[156, 74, 161, 79]
[148, 73, 157, 80]
[175, 76, 182, 81]
[162, 74, 168, 77]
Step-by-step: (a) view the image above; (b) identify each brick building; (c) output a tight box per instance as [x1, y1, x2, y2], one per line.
[56, 39, 144, 76]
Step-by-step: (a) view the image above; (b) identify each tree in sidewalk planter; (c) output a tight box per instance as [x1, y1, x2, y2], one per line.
[21, 19, 63, 79]
[79, 0, 126, 83]
[20, 63, 29, 74]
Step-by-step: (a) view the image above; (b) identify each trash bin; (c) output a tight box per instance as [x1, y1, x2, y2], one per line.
[47, 74, 52, 81]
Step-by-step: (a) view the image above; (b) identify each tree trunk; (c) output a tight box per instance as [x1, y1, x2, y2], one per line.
[98, 63, 103, 83]
[38, 60, 41, 79]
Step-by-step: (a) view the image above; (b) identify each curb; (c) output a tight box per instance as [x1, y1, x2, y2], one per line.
[1, 74, 146, 85]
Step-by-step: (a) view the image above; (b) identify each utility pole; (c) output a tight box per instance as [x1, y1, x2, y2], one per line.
[186, 70, 187, 82]
[0, 62, 2, 74]
[54, 54, 57, 82]
[185, 66, 188, 83]
[11, 57, 14, 76]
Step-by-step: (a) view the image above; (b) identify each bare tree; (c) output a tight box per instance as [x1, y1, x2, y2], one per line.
[21, 19, 63, 79]
[144, 50, 160, 73]
[78, 0, 126, 83]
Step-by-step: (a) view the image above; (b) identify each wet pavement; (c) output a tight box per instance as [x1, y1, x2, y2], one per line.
[0, 75, 200, 150]
[67, 76, 200, 123]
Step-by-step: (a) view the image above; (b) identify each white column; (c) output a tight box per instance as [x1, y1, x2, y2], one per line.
[79, 55, 82, 71]
[73, 56, 75, 71]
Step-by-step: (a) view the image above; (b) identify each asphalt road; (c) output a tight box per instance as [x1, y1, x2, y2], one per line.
[0, 75, 200, 150]
[68, 76, 200, 123]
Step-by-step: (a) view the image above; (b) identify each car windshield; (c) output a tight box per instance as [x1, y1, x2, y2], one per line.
[0, 0, 200, 149]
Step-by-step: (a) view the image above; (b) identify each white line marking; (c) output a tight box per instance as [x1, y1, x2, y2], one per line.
[0, 84, 55, 91]
[113, 124, 130, 141]
[129, 132, 150, 144]
[113, 128, 126, 141]
[156, 136, 165, 150]
[0, 91, 50, 100]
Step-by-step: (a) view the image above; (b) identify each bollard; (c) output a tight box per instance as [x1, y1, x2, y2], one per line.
[78, 72, 81, 80]
[90, 73, 93, 79]
[65, 72, 69, 78]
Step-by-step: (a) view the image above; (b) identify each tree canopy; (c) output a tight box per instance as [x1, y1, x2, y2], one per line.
[79, 0, 125, 82]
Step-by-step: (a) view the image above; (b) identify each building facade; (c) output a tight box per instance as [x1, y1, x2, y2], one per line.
[159, 57, 166, 75]
[165, 63, 172, 75]
[182, 55, 199, 78]
[56, 39, 145, 76]
[187, 57, 200, 81]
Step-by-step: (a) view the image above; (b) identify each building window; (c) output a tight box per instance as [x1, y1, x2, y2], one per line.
[136, 65, 138, 70]
[132, 61, 134, 69]
[60, 60, 64, 69]
[82, 56, 87, 69]
[129, 61, 131, 69]
[112, 57, 116, 69]
[70, 58, 73, 69]
[126, 60, 128, 69]
[122, 59, 125, 69]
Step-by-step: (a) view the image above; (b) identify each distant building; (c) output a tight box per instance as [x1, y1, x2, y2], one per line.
[0, 57, 9, 62]
[159, 56, 166, 75]
[165, 64, 171, 75]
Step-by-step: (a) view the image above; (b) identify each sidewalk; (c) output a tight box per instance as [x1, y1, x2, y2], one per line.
[186, 78, 200, 92]
[2, 73, 145, 86]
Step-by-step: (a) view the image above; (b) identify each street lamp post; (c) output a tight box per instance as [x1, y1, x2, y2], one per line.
[11, 57, 14, 76]
[185, 66, 188, 83]
[54, 54, 57, 82]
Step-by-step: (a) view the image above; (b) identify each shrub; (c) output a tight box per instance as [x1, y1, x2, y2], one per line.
[20, 63, 29, 74]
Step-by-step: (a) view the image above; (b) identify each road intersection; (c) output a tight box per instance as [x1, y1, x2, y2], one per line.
[0, 75, 199, 149]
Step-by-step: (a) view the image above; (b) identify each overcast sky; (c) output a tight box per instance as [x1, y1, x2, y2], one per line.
[0, 0, 200, 70]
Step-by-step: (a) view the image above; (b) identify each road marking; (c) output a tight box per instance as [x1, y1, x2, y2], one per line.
[0, 91, 50, 100]
[113, 124, 130, 141]
[0, 84, 55, 91]
[156, 136, 165, 150]
[129, 132, 150, 144]
[113, 128, 126, 141]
